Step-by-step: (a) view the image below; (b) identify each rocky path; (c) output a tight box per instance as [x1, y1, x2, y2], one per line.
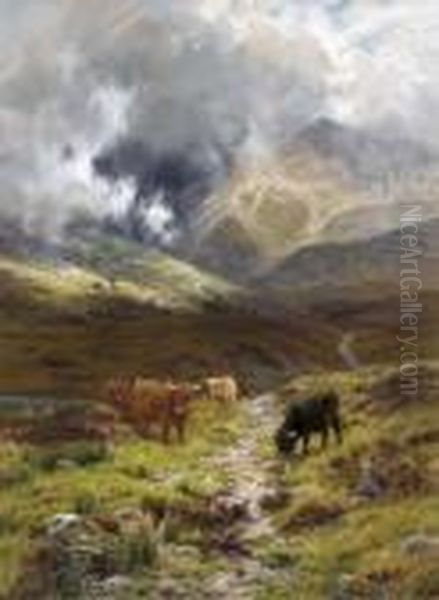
[209, 394, 281, 542]
[146, 393, 295, 600]
[201, 394, 293, 599]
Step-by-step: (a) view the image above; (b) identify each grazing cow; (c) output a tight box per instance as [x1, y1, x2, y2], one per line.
[204, 376, 238, 404]
[103, 377, 193, 443]
[275, 390, 343, 456]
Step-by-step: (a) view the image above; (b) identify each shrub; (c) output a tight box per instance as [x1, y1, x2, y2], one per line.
[280, 486, 346, 532]
[107, 514, 166, 574]
[73, 492, 101, 516]
[0, 464, 32, 488]
[339, 555, 439, 600]
[35, 440, 111, 471]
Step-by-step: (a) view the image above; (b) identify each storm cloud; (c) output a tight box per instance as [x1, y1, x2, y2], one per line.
[1, 0, 439, 244]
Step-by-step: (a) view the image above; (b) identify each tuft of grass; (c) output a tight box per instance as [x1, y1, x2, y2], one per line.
[33, 440, 111, 472]
[279, 487, 346, 532]
[0, 534, 29, 597]
[73, 491, 101, 516]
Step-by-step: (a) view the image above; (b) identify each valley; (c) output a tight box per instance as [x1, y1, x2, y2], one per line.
[0, 238, 437, 598]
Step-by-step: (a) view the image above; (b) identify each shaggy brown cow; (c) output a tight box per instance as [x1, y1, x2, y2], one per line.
[103, 377, 193, 443]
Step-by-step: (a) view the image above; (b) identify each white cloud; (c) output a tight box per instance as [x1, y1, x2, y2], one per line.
[190, 0, 439, 139]
[141, 190, 176, 244]
[321, 1, 439, 140]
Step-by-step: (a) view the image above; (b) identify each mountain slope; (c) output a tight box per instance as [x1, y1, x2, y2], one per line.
[0, 252, 342, 396]
[185, 119, 439, 280]
[260, 218, 439, 292]
[273, 365, 439, 599]
[187, 152, 366, 279]
[295, 116, 438, 186]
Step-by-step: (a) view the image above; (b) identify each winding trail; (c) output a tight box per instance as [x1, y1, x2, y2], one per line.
[148, 393, 294, 600]
[338, 331, 361, 370]
[203, 393, 293, 599]
[209, 394, 280, 540]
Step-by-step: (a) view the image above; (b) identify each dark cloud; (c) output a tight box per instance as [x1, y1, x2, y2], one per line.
[92, 137, 234, 241]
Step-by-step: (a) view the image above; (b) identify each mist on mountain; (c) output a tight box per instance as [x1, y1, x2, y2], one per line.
[1, 0, 439, 272]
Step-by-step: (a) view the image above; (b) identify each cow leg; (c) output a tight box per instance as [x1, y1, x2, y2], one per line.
[320, 426, 329, 450]
[332, 417, 343, 444]
[162, 418, 171, 444]
[302, 433, 310, 455]
[176, 418, 186, 444]
[142, 418, 151, 438]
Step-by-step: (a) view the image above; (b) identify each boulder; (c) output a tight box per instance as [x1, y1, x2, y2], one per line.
[355, 464, 385, 499]
[46, 513, 82, 537]
[259, 488, 290, 511]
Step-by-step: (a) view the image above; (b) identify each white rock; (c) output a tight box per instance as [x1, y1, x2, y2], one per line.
[101, 575, 132, 593]
[47, 513, 82, 536]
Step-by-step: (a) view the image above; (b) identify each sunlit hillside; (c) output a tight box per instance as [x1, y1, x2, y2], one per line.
[0, 247, 346, 398]
[189, 150, 366, 277]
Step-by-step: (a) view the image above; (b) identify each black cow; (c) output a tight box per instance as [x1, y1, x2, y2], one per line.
[275, 390, 343, 456]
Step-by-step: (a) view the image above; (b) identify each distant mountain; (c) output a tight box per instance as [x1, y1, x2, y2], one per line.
[295, 117, 438, 187]
[259, 218, 439, 292]
[186, 152, 364, 280]
[2, 116, 438, 287]
[0, 212, 245, 313]
[183, 118, 439, 280]
[315, 201, 439, 245]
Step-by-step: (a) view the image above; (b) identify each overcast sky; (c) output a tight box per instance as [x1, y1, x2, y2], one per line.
[0, 0, 438, 239]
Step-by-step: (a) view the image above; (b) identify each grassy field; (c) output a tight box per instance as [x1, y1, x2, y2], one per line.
[265, 367, 439, 599]
[0, 397, 247, 596]
[1, 365, 438, 598]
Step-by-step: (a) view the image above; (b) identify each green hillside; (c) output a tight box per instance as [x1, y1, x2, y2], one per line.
[266, 366, 439, 599]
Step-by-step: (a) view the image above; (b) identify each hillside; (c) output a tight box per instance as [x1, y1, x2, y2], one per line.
[183, 118, 439, 281]
[2, 215, 436, 397]
[295, 116, 438, 187]
[267, 366, 439, 599]
[315, 201, 439, 245]
[0, 251, 345, 397]
[259, 218, 439, 291]
[187, 152, 367, 279]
